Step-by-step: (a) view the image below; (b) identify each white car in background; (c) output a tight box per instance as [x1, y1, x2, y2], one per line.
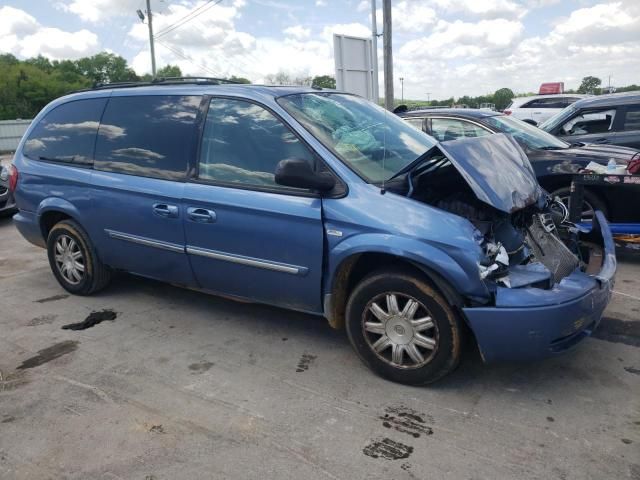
[504, 94, 589, 125]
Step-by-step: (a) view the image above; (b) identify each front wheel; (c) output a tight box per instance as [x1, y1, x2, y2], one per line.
[345, 269, 463, 385]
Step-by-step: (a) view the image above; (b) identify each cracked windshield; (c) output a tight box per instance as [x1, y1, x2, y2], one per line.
[279, 93, 436, 182]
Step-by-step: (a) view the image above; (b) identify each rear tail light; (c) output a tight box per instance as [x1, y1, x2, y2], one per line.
[8, 164, 18, 192]
[503, 109, 512, 115]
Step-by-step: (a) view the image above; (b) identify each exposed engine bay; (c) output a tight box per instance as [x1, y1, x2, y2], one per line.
[386, 135, 604, 291]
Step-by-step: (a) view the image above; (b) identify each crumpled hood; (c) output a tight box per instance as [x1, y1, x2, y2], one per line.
[438, 133, 542, 213]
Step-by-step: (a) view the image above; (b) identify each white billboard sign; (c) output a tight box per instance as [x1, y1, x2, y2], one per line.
[333, 34, 378, 102]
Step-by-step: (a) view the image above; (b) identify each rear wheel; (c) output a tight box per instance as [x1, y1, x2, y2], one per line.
[47, 219, 111, 295]
[345, 269, 462, 385]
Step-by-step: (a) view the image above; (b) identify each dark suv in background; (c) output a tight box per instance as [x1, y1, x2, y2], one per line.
[540, 92, 640, 149]
[399, 108, 639, 224]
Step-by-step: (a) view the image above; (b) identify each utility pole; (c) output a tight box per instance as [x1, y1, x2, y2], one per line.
[426, 92, 431, 103]
[145, 0, 157, 78]
[370, 0, 379, 103]
[382, 0, 393, 110]
[400, 77, 404, 102]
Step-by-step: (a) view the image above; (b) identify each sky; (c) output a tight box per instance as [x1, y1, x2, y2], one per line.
[1, 0, 638, 100]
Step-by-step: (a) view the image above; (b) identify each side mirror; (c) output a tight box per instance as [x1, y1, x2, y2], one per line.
[275, 159, 336, 192]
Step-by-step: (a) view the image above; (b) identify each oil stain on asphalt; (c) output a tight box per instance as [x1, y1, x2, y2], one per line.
[61, 309, 117, 331]
[363, 438, 414, 460]
[380, 405, 434, 438]
[592, 317, 640, 347]
[188, 361, 214, 374]
[34, 294, 69, 303]
[26, 314, 58, 326]
[17, 340, 79, 370]
[296, 353, 317, 372]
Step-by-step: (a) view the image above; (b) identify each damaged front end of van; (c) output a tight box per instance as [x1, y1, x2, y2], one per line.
[406, 133, 616, 362]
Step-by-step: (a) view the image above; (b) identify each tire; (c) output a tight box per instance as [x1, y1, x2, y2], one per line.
[47, 219, 111, 295]
[550, 186, 609, 221]
[345, 269, 463, 385]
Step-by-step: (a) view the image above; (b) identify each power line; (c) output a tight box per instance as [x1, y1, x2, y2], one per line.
[155, 0, 224, 39]
[181, 16, 263, 79]
[155, 39, 224, 77]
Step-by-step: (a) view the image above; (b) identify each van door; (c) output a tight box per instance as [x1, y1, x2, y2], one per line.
[90, 94, 201, 285]
[183, 97, 324, 312]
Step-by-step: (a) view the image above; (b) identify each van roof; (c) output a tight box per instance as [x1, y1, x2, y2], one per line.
[66, 82, 328, 101]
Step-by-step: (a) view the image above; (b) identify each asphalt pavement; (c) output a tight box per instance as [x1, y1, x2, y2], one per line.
[0, 216, 638, 480]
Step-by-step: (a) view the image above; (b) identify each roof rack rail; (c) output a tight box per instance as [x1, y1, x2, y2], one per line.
[85, 76, 243, 91]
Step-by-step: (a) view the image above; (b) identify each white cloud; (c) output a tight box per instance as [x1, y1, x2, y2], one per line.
[430, 0, 525, 19]
[321, 22, 371, 42]
[400, 18, 523, 60]
[0, 6, 39, 37]
[315, 0, 328, 6]
[284, 25, 311, 40]
[0, 6, 98, 59]
[56, 0, 133, 22]
[395, 0, 640, 100]
[376, 1, 437, 33]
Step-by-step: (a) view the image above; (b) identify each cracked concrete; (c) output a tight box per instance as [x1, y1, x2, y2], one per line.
[0, 216, 638, 479]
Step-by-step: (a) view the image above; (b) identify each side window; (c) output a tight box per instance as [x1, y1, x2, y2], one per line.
[430, 118, 490, 141]
[621, 106, 640, 131]
[404, 118, 425, 131]
[198, 98, 315, 189]
[561, 109, 617, 136]
[528, 98, 564, 109]
[94, 95, 200, 180]
[23, 98, 107, 165]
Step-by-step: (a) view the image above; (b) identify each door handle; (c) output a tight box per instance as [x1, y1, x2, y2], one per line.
[187, 207, 216, 223]
[152, 203, 179, 218]
[594, 138, 610, 144]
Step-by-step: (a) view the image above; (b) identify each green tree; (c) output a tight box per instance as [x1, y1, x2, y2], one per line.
[493, 88, 514, 110]
[577, 76, 601, 94]
[156, 64, 182, 78]
[74, 52, 138, 85]
[228, 75, 251, 84]
[311, 75, 336, 89]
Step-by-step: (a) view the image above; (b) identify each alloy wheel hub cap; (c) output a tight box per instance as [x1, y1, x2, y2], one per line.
[385, 317, 413, 345]
[362, 292, 438, 369]
[54, 234, 85, 285]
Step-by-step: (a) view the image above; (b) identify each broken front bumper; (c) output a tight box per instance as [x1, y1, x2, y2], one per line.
[463, 211, 616, 363]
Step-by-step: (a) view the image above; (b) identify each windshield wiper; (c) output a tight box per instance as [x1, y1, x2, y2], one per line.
[538, 146, 565, 150]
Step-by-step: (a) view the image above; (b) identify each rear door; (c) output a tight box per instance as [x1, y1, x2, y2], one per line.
[90, 94, 201, 285]
[614, 104, 640, 149]
[183, 97, 325, 312]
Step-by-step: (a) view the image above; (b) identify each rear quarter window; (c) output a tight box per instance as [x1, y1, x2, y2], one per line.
[23, 98, 107, 166]
[94, 95, 201, 181]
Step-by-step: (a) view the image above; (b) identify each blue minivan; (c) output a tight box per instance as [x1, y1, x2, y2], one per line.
[8, 80, 615, 384]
